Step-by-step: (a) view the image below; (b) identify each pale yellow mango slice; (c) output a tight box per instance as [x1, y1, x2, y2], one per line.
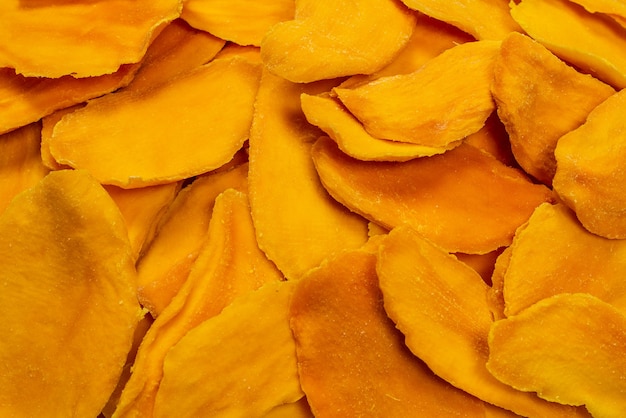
[182, 0, 294, 46]
[400, 0, 521, 40]
[553, 88, 626, 238]
[0, 169, 143, 417]
[50, 56, 261, 188]
[511, 0, 626, 88]
[334, 40, 500, 147]
[154, 280, 302, 418]
[376, 225, 590, 417]
[260, 0, 417, 83]
[488, 293, 626, 418]
[248, 70, 369, 280]
[0, 0, 182, 78]
[492, 32, 615, 186]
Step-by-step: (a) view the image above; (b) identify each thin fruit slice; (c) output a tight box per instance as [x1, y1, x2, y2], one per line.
[376, 225, 590, 417]
[488, 293, 626, 418]
[0, 170, 143, 417]
[463, 113, 516, 167]
[568, 0, 626, 27]
[263, 397, 313, 418]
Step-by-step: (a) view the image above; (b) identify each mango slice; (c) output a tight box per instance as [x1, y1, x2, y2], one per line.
[568, 0, 626, 27]
[553, 88, 626, 239]
[312, 137, 553, 254]
[49, 56, 261, 188]
[399, 0, 521, 40]
[154, 280, 301, 417]
[113, 189, 282, 417]
[263, 397, 314, 418]
[290, 246, 488, 417]
[0, 170, 143, 417]
[334, 40, 500, 147]
[182, 0, 294, 46]
[260, 0, 417, 83]
[248, 70, 368, 280]
[0, 0, 182, 78]
[463, 113, 516, 167]
[492, 32, 615, 186]
[511, 0, 626, 88]
[488, 293, 626, 418]
[487, 246, 512, 321]
[40, 105, 83, 171]
[376, 225, 590, 417]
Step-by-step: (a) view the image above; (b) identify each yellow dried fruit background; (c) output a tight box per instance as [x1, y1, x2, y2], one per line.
[1, 0, 625, 417]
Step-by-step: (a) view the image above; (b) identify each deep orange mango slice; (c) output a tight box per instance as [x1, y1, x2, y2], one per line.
[263, 397, 313, 418]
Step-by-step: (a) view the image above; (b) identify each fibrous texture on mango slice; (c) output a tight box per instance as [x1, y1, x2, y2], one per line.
[492, 32, 615, 186]
[154, 280, 302, 418]
[553, 88, 626, 239]
[312, 137, 553, 254]
[488, 293, 626, 418]
[290, 246, 488, 417]
[0, 0, 182, 78]
[113, 189, 282, 417]
[0, 170, 143, 417]
[182, 0, 294, 46]
[49, 56, 260, 188]
[502, 203, 626, 317]
[260, 0, 417, 83]
[511, 0, 626, 88]
[376, 225, 590, 417]
[334, 40, 500, 148]
[248, 70, 368, 280]
[399, 0, 521, 40]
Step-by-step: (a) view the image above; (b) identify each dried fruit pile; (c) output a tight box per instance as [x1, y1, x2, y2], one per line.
[1, 0, 625, 417]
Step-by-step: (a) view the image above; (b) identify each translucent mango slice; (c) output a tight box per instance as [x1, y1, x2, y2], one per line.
[50, 56, 261, 188]
[503, 203, 626, 317]
[290, 247, 488, 417]
[376, 225, 590, 417]
[136, 163, 248, 317]
[511, 0, 626, 88]
[334, 40, 500, 147]
[113, 189, 282, 418]
[0, 122, 49, 214]
[0, 169, 143, 417]
[154, 280, 301, 417]
[300, 93, 456, 162]
[492, 32, 615, 186]
[553, 88, 626, 238]
[399, 0, 521, 40]
[260, 0, 417, 83]
[182, 0, 294, 46]
[0, 0, 182, 78]
[312, 137, 553, 254]
[488, 293, 626, 418]
[248, 70, 368, 280]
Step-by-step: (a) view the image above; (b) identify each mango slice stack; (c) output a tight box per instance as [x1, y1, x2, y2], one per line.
[1, 1, 626, 417]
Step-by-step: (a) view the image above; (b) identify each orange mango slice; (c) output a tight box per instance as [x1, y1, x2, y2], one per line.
[40, 105, 82, 171]
[0, 169, 142, 417]
[488, 293, 626, 418]
[260, 0, 417, 83]
[334, 40, 500, 148]
[463, 113, 516, 167]
[487, 246, 512, 321]
[263, 397, 314, 418]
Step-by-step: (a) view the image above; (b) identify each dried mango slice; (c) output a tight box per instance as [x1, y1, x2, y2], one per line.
[153, 280, 301, 417]
[0, 170, 143, 417]
[511, 0, 626, 88]
[487, 246, 512, 321]
[553, 88, 626, 238]
[290, 246, 488, 417]
[182, 0, 294, 46]
[399, 0, 521, 40]
[376, 225, 589, 417]
[263, 397, 313, 418]
[300, 93, 456, 161]
[464, 113, 516, 167]
[40, 105, 83, 171]
[487, 293, 626, 418]
[454, 249, 501, 285]
[50, 56, 261, 188]
[0, 0, 182, 78]
[334, 40, 500, 147]
[492, 32, 615, 186]
[503, 203, 626, 317]
[248, 70, 368, 280]
[312, 137, 553, 254]
[136, 163, 248, 316]
[113, 189, 282, 417]
[568, 0, 626, 26]
[260, 0, 417, 83]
